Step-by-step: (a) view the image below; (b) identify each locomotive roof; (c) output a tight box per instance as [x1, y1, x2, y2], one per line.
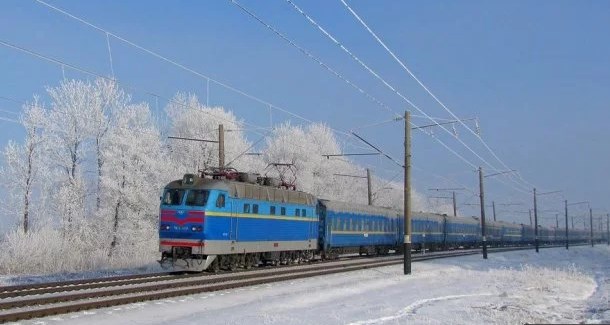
[165, 177, 316, 205]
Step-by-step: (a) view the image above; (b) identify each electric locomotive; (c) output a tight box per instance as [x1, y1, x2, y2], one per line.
[159, 169, 317, 272]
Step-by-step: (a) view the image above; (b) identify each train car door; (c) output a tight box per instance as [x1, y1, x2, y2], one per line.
[229, 199, 238, 242]
[317, 202, 328, 251]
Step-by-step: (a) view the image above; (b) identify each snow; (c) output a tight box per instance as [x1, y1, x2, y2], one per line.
[0, 263, 163, 287]
[10, 245, 609, 325]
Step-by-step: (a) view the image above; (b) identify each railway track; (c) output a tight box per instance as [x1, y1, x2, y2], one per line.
[0, 245, 582, 323]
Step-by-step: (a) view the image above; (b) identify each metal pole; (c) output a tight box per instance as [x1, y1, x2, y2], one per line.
[555, 214, 559, 230]
[404, 111, 412, 275]
[218, 124, 225, 170]
[366, 168, 372, 206]
[533, 188, 539, 253]
[452, 191, 457, 217]
[529, 209, 532, 226]
[479, 167, 487, 259]
[492, 201, 496, 222]
[590, 208, 594, 247]
[564, 200, 569, 250]
[571, 215, 574, 229]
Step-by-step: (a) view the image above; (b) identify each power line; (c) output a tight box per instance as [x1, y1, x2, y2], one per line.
[31, 0, 370, 154]
[34, 0, 519, 195]
[229, 0, 489, 176]
[338, 0, 536, 192]
[278, 0, 531, 195]
[24, 1, 531, 199]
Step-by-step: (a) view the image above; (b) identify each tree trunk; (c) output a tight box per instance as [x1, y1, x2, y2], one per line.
[108, 199, 120, 258]
[109, 163, 126, 258]
[96, 137, 102, 211]
[22, 143, 34, 234]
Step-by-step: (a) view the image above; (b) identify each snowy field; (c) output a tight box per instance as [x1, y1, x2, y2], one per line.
[7, 245, 609, 325]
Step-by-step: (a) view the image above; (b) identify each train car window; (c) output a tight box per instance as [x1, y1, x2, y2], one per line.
[185, 190, 209, 206]
[302, 209, 307, 217]
[349, 218, 353, 231]
[281, 207, 286, 216]
[270, 206, 276, 215]
[216, 194, 225, 208]
[215, 194, 225, 208]
[296, 209, 301, 217]
[244, 203, 251, 213]
[253, 204, 259, 214]
[162, 189, 185, 205]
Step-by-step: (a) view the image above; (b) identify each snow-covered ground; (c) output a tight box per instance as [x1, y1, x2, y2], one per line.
[8, 245, 610, 325]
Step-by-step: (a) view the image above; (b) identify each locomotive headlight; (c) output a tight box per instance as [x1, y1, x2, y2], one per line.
[191, 226, 203, 232]
[160, 224, 171, 231]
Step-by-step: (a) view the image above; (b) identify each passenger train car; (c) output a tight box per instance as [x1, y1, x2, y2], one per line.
[159, 172, 607, 272]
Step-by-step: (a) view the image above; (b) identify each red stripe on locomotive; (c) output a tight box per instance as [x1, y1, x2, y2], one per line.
[160, 240, 205, 247]
[160, 210, 205, 226]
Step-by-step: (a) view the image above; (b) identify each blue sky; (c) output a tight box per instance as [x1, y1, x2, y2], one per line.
[1, 0, 609, 226]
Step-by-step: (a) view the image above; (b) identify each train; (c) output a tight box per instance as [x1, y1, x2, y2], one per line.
[158, 170, 608, 272]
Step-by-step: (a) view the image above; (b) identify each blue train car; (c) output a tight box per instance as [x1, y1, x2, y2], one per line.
[521, 224, 535, 244]
[500, 222, 522, 244]
[537, 227, 552, 244]
[411, 212, 445, 250]
[485, 221, 503, 246]
[159, 173, 318, 271]
[486, 221, 521, 245]
[444, 216, 480, 248]
[318, 200, 400, 257]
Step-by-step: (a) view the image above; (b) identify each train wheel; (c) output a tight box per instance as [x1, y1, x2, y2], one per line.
[244, 254, 254, 269]
[227, 255, 239, 271]
[208, 258, 220, 273]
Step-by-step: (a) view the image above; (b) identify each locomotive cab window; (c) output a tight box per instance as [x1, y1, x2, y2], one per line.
[270, 206, 276, 215]
[185, 190, 209, 206]
[244, 203, 251, 213]
[215, 194, 225, 208]
[281, 207, 286, 216]
[296, 209, 300, 217]
[162, 189, 185, 205]
[253, 204, 259, 214]
[302, 209, 307, 217]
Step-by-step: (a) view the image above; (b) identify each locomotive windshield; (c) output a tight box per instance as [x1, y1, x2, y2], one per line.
[162, 189, 185, 205]
[185, 190, 209, 207]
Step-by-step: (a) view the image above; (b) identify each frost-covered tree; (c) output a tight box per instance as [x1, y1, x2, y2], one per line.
[263, 122, 371, 203]
[44, 80, 101, 231]
[262, 122, 432, 211]
[165, 93, 264, 175]
[0, 99, 47, 233]
[101, 102, 166, 258]
[90, 79, 129, 211]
